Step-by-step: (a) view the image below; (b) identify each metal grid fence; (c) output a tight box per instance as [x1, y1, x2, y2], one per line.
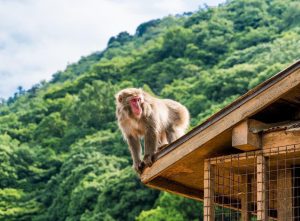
[204, 144, 300, 221]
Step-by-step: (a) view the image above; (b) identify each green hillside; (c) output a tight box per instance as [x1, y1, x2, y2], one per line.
[0, 0, 300, 220]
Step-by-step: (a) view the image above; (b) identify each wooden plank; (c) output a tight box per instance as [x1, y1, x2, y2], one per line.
[141, 67, 300, 183]
[146, 176, 204, 202]
[241, 174, 252, 221]
[204, 160, 215, 221]
[257, 155, 269, 221]
[262, 130, 300, 149]
[204, 161, 214, 221]
[277, 169, 293, 220]
[232, 119, 262, 151]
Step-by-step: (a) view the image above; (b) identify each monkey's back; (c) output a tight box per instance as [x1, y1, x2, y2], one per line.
[161, 99, 190, 131]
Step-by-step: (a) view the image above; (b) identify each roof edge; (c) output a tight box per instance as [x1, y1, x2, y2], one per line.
[154, 59, 300, 160]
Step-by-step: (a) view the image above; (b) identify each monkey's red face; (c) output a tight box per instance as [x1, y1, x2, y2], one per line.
[129, 96, 143, 118]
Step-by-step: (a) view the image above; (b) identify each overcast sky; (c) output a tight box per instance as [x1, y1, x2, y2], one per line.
[0, 0, 224, 99]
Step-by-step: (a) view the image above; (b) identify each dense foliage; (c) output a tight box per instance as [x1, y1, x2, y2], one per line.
[0, 0, 300, 220]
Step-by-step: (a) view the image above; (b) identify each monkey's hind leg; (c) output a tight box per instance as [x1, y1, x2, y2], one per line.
[143, 129, 158, 167]
[166, 127, 184, 143]
[157, 131, 169, 152]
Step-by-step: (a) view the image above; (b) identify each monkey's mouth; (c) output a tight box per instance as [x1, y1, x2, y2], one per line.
[130, 99, 142, 117]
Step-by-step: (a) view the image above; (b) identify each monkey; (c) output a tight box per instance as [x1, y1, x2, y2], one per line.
[115, 88, 190, 174]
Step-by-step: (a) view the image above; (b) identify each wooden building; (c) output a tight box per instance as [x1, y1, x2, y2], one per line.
[141, 60, 300, 220]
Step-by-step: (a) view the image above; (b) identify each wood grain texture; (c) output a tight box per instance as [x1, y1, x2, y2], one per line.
[262, 130, 300, 149]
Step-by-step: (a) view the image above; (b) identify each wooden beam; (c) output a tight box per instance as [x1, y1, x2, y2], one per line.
[208, 144, 300, 166]
[232, 119, 263, 151]
[257, 155, 269, 221]
[141, 66, 300, 183]
[262, 130, 300, 149]
[277, 169, 293, 220]
[241, 174, 252, 221]
[146, 177, 203, 202]
[204, 160, 215, 221]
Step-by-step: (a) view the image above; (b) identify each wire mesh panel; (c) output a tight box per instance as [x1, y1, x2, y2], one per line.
[204, 144, 300, 221]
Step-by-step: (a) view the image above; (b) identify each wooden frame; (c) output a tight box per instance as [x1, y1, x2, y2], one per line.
[232, 119, 263, 151]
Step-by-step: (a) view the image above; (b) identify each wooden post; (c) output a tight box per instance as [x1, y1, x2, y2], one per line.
[204, 160, 215, 221]
[277, 169, 293, 220]
[232, 119, 263, 151]
[257, 155, 269, 221]
[241, 174, 252, 221]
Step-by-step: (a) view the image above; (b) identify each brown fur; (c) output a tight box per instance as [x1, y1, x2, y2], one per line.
[115, 88, 190, 174]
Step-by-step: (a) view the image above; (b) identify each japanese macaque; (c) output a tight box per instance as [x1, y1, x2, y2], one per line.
[115, 88, 190, 174]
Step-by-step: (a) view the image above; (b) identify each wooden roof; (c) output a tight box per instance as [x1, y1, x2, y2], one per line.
[141, 60, 300, 201]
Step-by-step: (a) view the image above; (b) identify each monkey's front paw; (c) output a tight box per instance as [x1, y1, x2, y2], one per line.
[133, 161, 144, 175]
[143, 154, 154, 167]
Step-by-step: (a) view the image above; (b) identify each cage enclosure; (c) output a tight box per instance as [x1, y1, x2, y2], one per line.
[205, 144, 300, 220]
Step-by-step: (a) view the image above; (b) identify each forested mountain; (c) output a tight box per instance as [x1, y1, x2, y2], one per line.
[0, 0, 300, 220]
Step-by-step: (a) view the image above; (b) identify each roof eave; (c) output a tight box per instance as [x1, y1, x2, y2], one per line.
[141, 60, 300, 184]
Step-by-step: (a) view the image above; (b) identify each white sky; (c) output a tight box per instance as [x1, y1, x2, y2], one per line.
[0, 0, 224, 98]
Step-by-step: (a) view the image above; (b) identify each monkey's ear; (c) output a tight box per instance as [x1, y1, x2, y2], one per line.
[115, 93, 123, 103]
[117, 95, 123, 103]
